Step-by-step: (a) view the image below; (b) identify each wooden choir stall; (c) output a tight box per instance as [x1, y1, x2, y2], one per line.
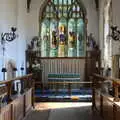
[91, 73, 120, 120]
[0, 74, 34, 120]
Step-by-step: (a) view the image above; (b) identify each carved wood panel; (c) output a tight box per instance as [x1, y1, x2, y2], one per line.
[25, 89, 32, 113]
[12, 95, 24, 120]
[95, 90, 101, 112]
[102, 96, 113, 120]
[115, 104, 120, 120]
[0, 86, 7, 97]
[0, 104, 12, 120]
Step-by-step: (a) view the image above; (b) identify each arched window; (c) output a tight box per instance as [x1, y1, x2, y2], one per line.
[40, 0, 86, 57]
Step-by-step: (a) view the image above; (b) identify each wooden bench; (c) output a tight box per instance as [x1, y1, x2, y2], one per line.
[0, 74, 34, 120]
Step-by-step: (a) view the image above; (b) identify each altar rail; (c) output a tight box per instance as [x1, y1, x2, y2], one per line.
[0, 74, 34, 120]
[36, 81, 92, 94]
[91, 74, 120, 120]
[35, 81, 92, 102]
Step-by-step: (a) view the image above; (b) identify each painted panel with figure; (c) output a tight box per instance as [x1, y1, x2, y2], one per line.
[50, 19, 58, 57]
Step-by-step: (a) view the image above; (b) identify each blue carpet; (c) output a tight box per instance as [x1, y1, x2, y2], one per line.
[35, 88, 92, 101]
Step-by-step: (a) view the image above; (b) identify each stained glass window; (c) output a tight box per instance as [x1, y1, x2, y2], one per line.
[40, 0, 86, 57]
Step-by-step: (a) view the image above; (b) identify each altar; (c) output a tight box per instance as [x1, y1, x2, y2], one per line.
[25, 0, 101, 101]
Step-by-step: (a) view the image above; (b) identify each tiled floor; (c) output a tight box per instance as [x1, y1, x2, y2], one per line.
[24, 102, 103, 120]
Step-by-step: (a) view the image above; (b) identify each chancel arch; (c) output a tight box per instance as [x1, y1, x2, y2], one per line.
[39, 0, 87, 57]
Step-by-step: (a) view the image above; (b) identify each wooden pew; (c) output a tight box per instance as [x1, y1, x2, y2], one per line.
[0, 74, 34, 120]
[91, 74, 120, 120]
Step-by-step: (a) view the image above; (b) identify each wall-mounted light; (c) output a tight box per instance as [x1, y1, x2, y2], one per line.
[1, 27, 17, 43]
[1, 27, 17, 80]
[110, 25, 120, 41]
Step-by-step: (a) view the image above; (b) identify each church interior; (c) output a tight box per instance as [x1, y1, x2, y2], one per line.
[1, 0, 120, 120]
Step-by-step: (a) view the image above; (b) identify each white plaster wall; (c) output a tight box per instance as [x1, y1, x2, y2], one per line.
[17, 0, 28, 76]
[0, 0, 18, 80]
[0, 0, 27, 80]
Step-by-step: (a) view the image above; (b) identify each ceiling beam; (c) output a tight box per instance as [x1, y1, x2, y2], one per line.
[27, 0, 31, 12]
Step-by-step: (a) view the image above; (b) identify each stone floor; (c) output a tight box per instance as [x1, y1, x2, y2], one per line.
[24, 102, 103, 120]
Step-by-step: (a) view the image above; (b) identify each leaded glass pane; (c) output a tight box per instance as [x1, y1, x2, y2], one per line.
[63, 0, 67, 5]
[41, 19, 50, 57]
[58, 18, 67, 57]
[80, 12, 83, 18]
[77, 6, 80, 11]
[50, 19, 58, 57]
[77, 13, 80, 18]
[73, 0, 75, 3]
[59, 0, 63, 5]
[68, 19, 76, 57]
[68, 0, 72, 5]
[63, 6, 68, 17]
[58, 6, 63, 17]
[46, 14, 50, 18]
[53, 0, 58, 5]
[59, 18, 67, 26]
[77, 19, 85, 57]
[73, 5, 76, 11]
[46, 6, 50, 12]
[72, 13, 76, 18]
[50, 6, 54, 12]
